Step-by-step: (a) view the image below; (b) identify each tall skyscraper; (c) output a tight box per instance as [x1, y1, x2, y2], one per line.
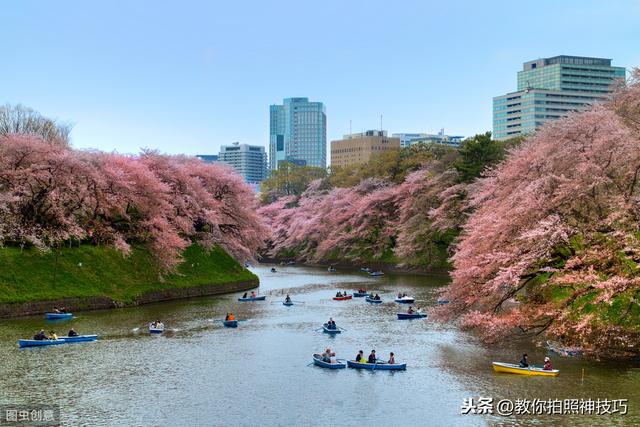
[269, 97, 327, 171]
[218, 142, 268, 184]
[493, 55, 626, 140]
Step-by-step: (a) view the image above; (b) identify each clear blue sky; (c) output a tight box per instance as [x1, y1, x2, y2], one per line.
[2, 0, 639, 155]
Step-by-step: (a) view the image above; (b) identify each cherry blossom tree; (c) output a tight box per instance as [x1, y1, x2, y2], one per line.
[437, 75, 640, 355]
[0, 134, 267, 271]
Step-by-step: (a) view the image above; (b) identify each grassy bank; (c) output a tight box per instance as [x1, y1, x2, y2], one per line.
[0, 244, 257, 304]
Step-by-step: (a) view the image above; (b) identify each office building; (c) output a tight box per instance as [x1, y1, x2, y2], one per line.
[493, 55, 625, 140]
[196, 154, 219, 163]
[393, 130, 464, 147]
[331, 130, 400, 168]
[218, 142, 268, 184]
[269, 97, 327, 171]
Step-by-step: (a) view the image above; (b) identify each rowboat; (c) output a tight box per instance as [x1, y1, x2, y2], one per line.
[238, 295, 266, 302]
[346, 360, 406, 371]
[223, 320, 238, 328]
[360, 267, 371, 273]
[18, 339, 66, 348]
[397, 312, 427, 319]
[313, 354, 346, 369]
[437, 299, 450, 305]
[149, 324, 164, 334]
[60, 334, 98, 343]
[492, 362, 559, 377]
[394, 296, 415, 304]
[283, 301, 294, 306]
[44, 313, 73, 320]
[327, 267, 336, 272]
[352, 291, 369, 297]
[368, 271, 384, 277]
[322, 324, 341, 334]
[365, 297, 382, 304]
[332, 295, 352, 301]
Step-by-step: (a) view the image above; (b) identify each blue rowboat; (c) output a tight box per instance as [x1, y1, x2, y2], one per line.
[397, 312, 427, 320]
[313, 354, 346, 369]
[223, 320, 238, 328]
[149, 325, 164, 334]
[368, 271, 384, 277]
[44, 313, 73, 320]
[60, 334, 98, 343]
[238, 296, 266, 302]
[322, 324, 341, 334]
[365, 297, 382, 304]
[437, 299, 450, 305]
[283, 301, 294, 306]
[360, 267, 371, 272]
[346, 360, 406, 371]
[18, 339, 66, 348]
[394, 297, 415, 304]
[352, 291, 369, 297]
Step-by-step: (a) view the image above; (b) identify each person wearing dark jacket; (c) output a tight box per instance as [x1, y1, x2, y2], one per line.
[519, 354, 529, 367]
[68, 328, 79, 337]
[368, 350, 377, 364]
[33, 330, 47, 340]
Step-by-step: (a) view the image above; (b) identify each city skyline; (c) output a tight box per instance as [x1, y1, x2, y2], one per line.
[1, 0, 638, 156]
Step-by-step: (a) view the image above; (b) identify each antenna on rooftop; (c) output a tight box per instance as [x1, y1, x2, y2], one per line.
[380, 114, 383, 133]
[349, 119, 352, 135]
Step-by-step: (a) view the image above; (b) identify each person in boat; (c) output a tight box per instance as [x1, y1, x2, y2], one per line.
[271, 267, 277, 272]
[242, 292, 248, 298]
[398, 292, 403, 299]
[326, 318, 336, 329]
[543, 356, 553, 371]
[335, 291, 343, 298]
[368, 350, 377, 364]
[407, 306, 414, 314]
[284, 295, 291, 303]
[374, 294, 381, 301]
[519, 353, 529, 368]
[59, 307, 68, 313]
[322, 348, 335, 363]
[49, 331, 58, 340]
[226, 313, 235, 321]
[388, 352, 395, 364]
[355, 350, 366, 363]
[250, 291, 256, 298]
[33, 330, 47, 340]
[68, 328, 79, 337]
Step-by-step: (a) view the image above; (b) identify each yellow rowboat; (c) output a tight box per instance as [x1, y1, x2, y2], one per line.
[492, 362, 559, 377]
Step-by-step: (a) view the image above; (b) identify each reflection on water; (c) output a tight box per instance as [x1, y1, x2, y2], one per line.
[0, 265, 637, 426]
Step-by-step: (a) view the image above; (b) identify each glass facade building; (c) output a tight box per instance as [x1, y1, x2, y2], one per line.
[269, 97, 327, 171]
[218, 142, 268, 184]
[493, 56, 625, 140]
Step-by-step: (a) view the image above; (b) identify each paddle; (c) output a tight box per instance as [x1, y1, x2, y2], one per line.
[338, 326, 348, 332]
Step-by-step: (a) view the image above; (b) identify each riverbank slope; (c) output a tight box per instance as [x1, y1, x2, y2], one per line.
[0, 244, 258, 317]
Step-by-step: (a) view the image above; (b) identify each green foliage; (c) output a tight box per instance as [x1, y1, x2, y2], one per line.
[453, 132, 518, 183]
[0, 244, 256, 304]
[260, 162, 327, 203]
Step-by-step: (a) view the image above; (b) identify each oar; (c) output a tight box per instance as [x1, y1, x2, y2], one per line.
[291, 300, 305, 304]
[338, 327, 348, 332]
